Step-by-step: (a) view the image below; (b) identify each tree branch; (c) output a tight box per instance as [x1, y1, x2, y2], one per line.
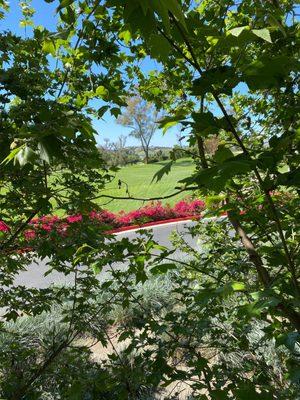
[196, 96, 208, 169]
[227, 211, 271, 286]
[90, 187, 198, 202]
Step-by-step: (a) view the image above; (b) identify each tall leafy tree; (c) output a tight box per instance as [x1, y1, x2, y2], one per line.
[0, 3, 130, 397]
[117, 95, 159, 163]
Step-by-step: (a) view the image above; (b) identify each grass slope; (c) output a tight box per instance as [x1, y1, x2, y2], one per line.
[95, 158, 195, 213]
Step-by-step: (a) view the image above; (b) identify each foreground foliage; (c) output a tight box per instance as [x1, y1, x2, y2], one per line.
[1, 224, 300, 398]
[0, 0, 299, 398]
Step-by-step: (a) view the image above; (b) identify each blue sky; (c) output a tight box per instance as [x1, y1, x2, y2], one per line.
[2, 0, 180, 147]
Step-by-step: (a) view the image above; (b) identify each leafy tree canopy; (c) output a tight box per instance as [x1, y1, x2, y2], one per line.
[0, 0, 300, 398]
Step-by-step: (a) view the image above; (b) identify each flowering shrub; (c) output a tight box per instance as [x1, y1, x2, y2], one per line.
[89, 210, 117, 226]
[0, 221, 10, 232]
[173, 199, 205, 217]
[66, 214, 83, 224]
[1, 199, 205, 246]
[24, 230, 36, 240]
[118, 202, 175, 225]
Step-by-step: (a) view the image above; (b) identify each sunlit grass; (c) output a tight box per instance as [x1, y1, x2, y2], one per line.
[95, 158, 195, 213]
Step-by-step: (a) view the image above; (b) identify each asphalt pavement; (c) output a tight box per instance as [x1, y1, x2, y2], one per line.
[14, 220, 198, 288]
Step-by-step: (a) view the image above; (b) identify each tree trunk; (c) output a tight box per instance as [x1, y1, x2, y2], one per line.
[196, 137, 208, 169]
[144, 148, 149, 164]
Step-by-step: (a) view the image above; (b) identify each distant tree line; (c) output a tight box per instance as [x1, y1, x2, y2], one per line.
[98, 95, 219, 167]
[98, 139, 219, 168]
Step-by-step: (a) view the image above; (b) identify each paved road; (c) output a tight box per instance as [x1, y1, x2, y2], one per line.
[14, 220, 198, 288]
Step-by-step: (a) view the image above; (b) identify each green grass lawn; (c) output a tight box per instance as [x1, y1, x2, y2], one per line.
[95, 158, 195, 213]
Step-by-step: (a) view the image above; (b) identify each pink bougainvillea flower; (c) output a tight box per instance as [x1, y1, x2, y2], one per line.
[20, 199, 206, 241]
[24, 230, 36, 240]
[0, 220, 10, 232]
[89, 210, 116, 225]
[89, 210, 98, 220]
[66, 214, 83, 224]
[30, 215, 60, 227]
[41, 224, 52, 232]
[173, 199, 205, 217]
[40, 216, 51, 223]
[40, 215, 60, 225]
[56, 222, 70, 236]
[116, 202, 174, 226]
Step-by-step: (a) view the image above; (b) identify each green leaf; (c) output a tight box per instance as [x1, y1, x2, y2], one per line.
[242, 55, 300, 90]
[150, 263, 177, 275]
[123, 2, 156, 37]
[191, 66, 238, 96]
[57, 95, 71, 104]
[149, 0, 170, 33]
[158, 113, 186, 134]
[79, 119, 96, 138]
[191, 111, 220, 137]
[148, 33, 171, 61]
[288, 366, 300, 384]
[20, 19, 34, 28]
[268, 13, 287, 37]
[210, 389, 230, 400]
[252, 28, 272, 43]
[231, 282, 246, 291]
[60, 7, 76, 24]
[98, 105, 110, 118]
[57, 0, 74, 12]
[180, 155, 254, 192]
[277, 163, 289, 173]
[213, 145, 234, 163]
[276, 332, 300, 351]
[3, 310, 19, 322]
[14, 145, 36, 167]
[1, 145, 24, 166]
[216, 26, 271, 52]
[95, 85, 108, 98]
[38, 136, 63, 163]
[118, 331, 131, 342]
[91, 261, 103, 275]
[42, 39, 56, 56]
[119, 29, 131, 45]
[276, 168, 300, 187]
[228, 26, 248, 37]
[110, 107, 121, 118]
[151, 161, 173, 183]
[38, 141, 51, 164]
[219, 158, 254, 176]
[164, 0, 187, 30]
[216, 281, 246, 297]
[233, 384, 274, 399]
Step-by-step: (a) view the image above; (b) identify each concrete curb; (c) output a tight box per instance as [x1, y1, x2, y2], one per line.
[106, 216, 201, 235]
